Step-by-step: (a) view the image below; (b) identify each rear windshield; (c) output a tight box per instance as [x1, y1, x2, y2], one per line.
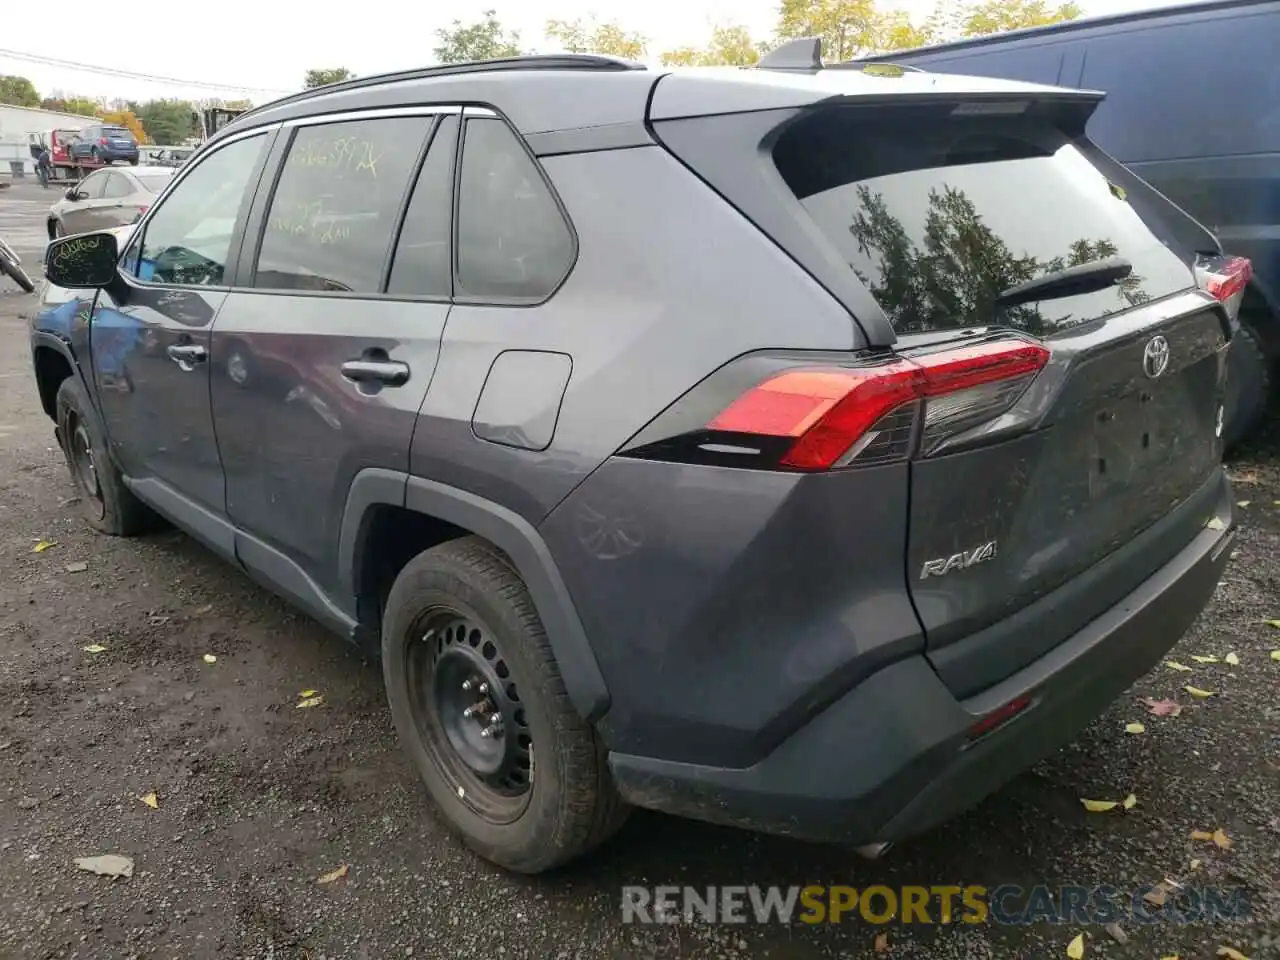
[103, 127, 133, 139]
[774, 102, 1193, 336]
[136, 174, 173, 193]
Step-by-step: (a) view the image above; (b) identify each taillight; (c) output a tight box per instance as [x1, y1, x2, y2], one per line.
[98, 137, 108, 146]
[967, 695, 1032, 740]
[1195, 254, 1252, 318]
[622, 339, 1049, 472]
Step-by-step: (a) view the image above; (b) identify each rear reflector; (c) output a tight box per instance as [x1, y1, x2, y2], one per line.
[967, 695, 1032, 740]
[708, 340, 1049, 470]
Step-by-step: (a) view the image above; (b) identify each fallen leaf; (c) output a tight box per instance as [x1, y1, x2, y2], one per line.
[139, 793, 158, 809]
[1217, 948, 1250, 960]
[1271, 650, 1280, 661]
[1236, 501, 1251, 509]
[1066, 933, 1085, 959]
[1190, 858, 1202, 871]
[1265, 620, 1280, 629]
[1225, 652, 1240, 666]
[1206, 517, 1225, 530]
[874, 932, 889, 953]
[1161, 955, 1181, 960]
[194, 604, 213, 616]
[299, 689, 319, 699]
[1190, 655, 1220, 664]
[202, 654, 217, 664]
[1191, 829, 1215, 842]
[1125, 722, 1145, 734]
[1212, 828, 1233, 850]
[1142, 698, 1183, 717]
[316, 863, 349, 885]
[1081, 799, 1119, 813]
[1165, 661, 1193, 672]
[64, 562, 88, 573]
[31, 540, 56, 553]
[296, 696, 324, 709]
[82, 644, 106, 654]
[1103, 922, 1127, 944]
[1184, 686, 1215, 699]
[1122, 793, 1138, 810]
[1144, 885, 1170, 907]
[74, 855, 134, 879]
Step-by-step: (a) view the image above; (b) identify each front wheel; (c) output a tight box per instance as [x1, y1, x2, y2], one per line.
[382, 537, 628, 873]
[55, 377, 157, 535]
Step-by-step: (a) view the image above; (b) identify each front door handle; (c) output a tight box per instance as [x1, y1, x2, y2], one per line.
[167, 343, 207, 372]
[341, 359, 410, 386]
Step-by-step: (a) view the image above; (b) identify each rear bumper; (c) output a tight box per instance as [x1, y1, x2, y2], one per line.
[609, 468, 1235, 845]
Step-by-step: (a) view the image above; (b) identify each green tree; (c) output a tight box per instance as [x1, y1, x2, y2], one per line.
[661, 24, 766, 66]
[0, 75, 40, 108]
[39, 96, 102, 117]
[304, 67, 356, 89]
[434, 10, 523, 64]
[545, 17, 647, 59]
[136, 99, 198, 145]
[775, 0, 888, 62]
[961, 0, 1082, 35]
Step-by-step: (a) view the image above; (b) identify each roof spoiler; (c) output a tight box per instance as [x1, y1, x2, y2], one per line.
[756, 36, 927, 74]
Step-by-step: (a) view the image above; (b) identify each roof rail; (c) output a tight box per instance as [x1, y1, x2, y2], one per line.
[756, 37, 928, 74]
[230, 54, 646, 128]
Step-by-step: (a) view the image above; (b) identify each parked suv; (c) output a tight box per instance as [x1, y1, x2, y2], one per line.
[858, 0, 1280, 448]
[31, 46, 1241, 874]
[68, 124, 140, 165]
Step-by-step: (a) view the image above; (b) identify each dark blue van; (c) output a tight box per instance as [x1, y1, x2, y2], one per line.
[860, 0, 1280, 446]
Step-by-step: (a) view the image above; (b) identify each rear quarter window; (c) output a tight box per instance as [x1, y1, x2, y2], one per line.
[773, 101, 1195, 336]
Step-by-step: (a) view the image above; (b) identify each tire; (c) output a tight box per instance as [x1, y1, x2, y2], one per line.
[382, 536, 628, 873]
[1222, 317, 1271, 451]
[54, 376, 157, 536]
[128, 157, 138, 166]
[0, 243, 36, 294]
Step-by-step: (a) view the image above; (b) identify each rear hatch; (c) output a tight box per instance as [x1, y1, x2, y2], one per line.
[103, 126, 136, 149]
[654, 82, 1230, 696]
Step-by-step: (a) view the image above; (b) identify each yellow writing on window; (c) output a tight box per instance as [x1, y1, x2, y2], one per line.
[288, 136, 383, 178]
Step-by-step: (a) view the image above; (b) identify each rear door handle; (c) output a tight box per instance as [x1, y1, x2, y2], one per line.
[341, 359, 410, 386]
[167, 343, 207, 371]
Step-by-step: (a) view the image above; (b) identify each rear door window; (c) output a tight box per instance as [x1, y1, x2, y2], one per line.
[774, 102, 1194, 336]
[253, 116, 430, 294]
[387, 116, 458, 299]
[102, 173, 132, 199]
[77, 171, 108, 199]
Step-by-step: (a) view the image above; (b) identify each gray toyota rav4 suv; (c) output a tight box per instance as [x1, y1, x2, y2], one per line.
[32, 41, 1243, 873]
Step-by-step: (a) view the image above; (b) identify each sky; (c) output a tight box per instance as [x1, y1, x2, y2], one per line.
[2, 0, 1195, 106]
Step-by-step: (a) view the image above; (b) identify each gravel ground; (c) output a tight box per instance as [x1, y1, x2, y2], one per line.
[2, 178, 1279, 960]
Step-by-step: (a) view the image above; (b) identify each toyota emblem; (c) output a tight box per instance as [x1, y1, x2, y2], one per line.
[1142, 335, 1170, 379]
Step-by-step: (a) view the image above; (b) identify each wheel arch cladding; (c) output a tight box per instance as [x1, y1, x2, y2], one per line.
[32, 336, 78, 420]
[340, 470, 610, 723]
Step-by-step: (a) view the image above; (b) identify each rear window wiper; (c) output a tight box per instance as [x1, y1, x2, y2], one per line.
[995, 256, 1133, 309]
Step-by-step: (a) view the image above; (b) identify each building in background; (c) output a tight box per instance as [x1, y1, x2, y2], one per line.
[0, 103, 99, 176]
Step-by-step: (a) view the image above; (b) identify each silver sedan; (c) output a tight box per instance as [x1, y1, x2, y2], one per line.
[47, 165, 176, 239]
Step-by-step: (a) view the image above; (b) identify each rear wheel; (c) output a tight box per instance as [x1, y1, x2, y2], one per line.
[55, 377, 157, 536]
[382, 536, 627, 873]
[1223, 317, 1271, 451]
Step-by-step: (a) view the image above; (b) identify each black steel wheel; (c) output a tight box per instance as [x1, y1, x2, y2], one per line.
[408, 607, 535, 823]
[382, 536, 628, 873]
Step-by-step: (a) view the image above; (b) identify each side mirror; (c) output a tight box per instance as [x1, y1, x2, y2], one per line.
[65, 188, 80, 201]
[45, 232, 119, 289]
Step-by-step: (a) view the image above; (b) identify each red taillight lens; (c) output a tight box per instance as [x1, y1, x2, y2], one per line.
[707, 340, 1049, 471]
[1200, 255, 1252, 303]
[98, 137, 108, 146]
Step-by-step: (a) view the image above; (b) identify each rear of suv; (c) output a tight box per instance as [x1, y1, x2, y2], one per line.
[31, 43, 1240, 873]
[68, 123, 140, 165]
